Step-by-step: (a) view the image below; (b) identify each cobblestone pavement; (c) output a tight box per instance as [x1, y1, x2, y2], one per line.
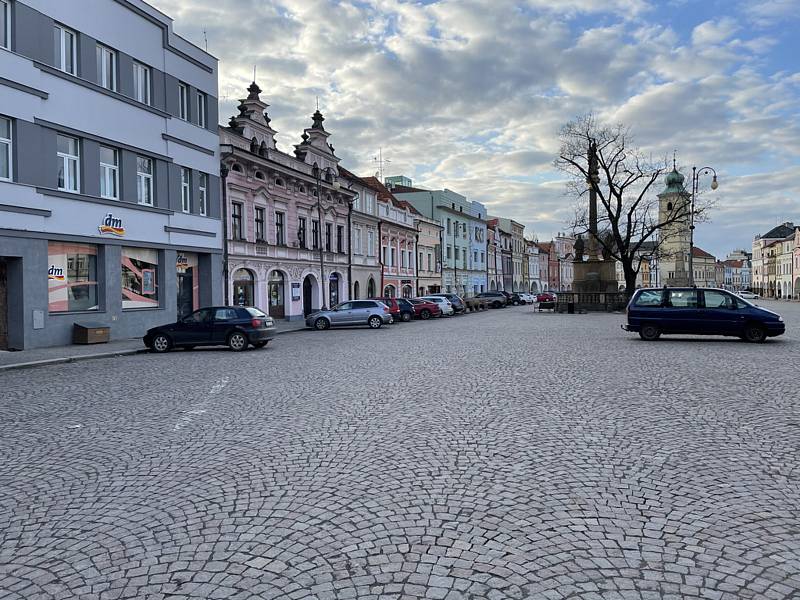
[1, 301, 799, 600]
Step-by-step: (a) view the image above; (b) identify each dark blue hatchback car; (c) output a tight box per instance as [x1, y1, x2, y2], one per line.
[624, 287, 785, 343]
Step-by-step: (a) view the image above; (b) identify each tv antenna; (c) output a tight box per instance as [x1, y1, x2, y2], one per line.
[203, 29, 208, 52]
[373, 147, 391, 182]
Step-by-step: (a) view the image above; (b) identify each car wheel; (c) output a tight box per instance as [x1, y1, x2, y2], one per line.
[420, 309, 431, 320]
[743, 324, 766, 343]
[639, 324, 661, 341]
[314, 317, 330, 331]
[151, 334, 171, 353]
[492, 301, 501, 309]
[401, 311, 412, 322]
[253, 341, 269, 349]
[368, 315, 383, 329]
[227, 331, 249, 351]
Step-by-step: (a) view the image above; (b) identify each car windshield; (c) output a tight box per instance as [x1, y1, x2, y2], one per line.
[245, 307, 267, 317]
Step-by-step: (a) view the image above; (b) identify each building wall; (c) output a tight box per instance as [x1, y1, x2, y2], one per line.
[0, 0, 221, 349]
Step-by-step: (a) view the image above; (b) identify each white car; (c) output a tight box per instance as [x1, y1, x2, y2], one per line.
[520, 293, 536, 304]
[737, 291, 760, 299]
[419, 296, 455, 316]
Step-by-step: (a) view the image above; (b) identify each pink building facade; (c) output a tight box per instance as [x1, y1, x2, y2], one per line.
[220, 83, 354, 320]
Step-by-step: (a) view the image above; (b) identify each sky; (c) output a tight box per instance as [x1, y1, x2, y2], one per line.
[152, 0, 800, 258]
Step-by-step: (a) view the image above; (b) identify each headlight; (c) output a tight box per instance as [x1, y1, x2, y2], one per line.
[778, 316, 784, 322]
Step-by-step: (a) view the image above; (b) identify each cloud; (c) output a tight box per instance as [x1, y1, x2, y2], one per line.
[151, 0, 800, 259]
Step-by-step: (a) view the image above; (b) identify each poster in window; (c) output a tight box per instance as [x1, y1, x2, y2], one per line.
[142, 269, 156, 295]
[291, 282, 301, 301]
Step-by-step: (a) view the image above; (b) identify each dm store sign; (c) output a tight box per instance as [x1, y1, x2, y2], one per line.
[98, 213, 126, 236]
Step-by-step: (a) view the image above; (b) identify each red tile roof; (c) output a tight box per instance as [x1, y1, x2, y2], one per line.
[691, 247, 716, 259]
[360, 176, 421, 215]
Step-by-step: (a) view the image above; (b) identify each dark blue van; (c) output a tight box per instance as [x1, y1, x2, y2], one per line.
[623, 287, 785, 343]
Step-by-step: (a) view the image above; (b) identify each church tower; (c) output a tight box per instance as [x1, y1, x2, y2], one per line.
[657, 166, 691, 286]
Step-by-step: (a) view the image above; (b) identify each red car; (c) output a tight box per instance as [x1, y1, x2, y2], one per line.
[536, 292, 557, 303]
[370, 297, 402, 323]
[407, 298, 442, 319]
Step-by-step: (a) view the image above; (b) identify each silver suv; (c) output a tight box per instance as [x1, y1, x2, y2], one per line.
[306, 300, 392, 330]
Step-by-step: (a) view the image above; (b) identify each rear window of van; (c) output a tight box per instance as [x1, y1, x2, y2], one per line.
[633, 290, 663, 307]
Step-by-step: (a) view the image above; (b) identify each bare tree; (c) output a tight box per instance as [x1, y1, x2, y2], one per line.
[556, 114, 711, 297]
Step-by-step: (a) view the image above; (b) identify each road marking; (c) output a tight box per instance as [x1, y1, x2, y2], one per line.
[173, 377, 228, 431]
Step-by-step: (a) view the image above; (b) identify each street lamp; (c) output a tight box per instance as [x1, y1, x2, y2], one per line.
[312, 163, 327, 310]
[688, 166, 719, 286]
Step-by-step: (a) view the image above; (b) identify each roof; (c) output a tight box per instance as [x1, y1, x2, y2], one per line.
[761, 222, 795, 240]
[391, 184, 428, 193]
[691, 247, 716, 259]
[537, 242, 552, 253]
[723, 259, 744, 268]
[360, 176, 421, 216]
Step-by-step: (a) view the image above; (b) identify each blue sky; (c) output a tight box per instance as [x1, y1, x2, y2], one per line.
[153, 0, 800, 258]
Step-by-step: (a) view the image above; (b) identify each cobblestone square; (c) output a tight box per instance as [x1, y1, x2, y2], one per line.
[1, 303, 799, 599]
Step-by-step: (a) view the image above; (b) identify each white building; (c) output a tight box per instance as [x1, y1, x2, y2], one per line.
[0, 0, 221, 349]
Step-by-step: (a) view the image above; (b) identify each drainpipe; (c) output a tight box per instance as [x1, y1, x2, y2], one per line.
[347, 199, 353, 300]
[415, 231, 419, 295]
[220, 157, 231, 306]
[378, 220, 384, 296]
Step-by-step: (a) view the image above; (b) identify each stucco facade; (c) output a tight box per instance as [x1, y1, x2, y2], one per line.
[0, 0, 221, 349]
[220, 83, 354, 321]
[415, 216, 443, 296]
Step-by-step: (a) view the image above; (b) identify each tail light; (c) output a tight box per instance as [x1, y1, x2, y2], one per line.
[251, 318, 263, 327]
[383, 307, 390, 313]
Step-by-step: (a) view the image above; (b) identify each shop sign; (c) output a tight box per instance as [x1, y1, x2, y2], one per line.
[98, 213, 126, 236]
[401, 279, 412, 284]
[142, 269, 156, 294]
[176, 254, 189, 271]
[47, 265, 65, 281]
[291, 282, 301, 300]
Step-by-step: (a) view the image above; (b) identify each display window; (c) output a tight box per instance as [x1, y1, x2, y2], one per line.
[122, 247, 159, 309]
[48, 242, 99, 312]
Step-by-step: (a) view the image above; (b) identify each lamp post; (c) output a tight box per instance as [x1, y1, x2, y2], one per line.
[312, 163, 327, 310]
[220, 162, 230, 305]
[452, 218, 458, 294]
[688, 166, 719, 286]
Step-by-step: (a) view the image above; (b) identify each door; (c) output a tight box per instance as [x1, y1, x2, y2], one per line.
[662, 289, 701, 333]
[0, 259, 7, 350]
[303, 277, 313, 316]
[268, 271, 286, 318]
[330, 302, 354, 325]
[701, 290, 740, 335]
[210, 307, 240, 343]
[174, 308, 214, 345]
[177, 270, 194, 319]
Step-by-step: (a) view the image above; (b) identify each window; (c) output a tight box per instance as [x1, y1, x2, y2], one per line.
[704, 290, 736, 310]
[367, 230, 375, 256]
[447, 246, 452, 259]
[428, 253, 432, 271]
[275, 211, 285, 245]
[132, 62, 151, 104]
[99, 146, 118, 199]
[57, 135, 80, 192]
[325, 223, 332, 252]
[0, 116, 11, 181]
[455, 247, 459, 260]
[255, 207, 265, 241]
[353, 192, 360, 211]
[1, 0, 9, 50]
[447, 218, 451, 234]
[180, 168, 191, 213]
[666, 289, 698, 308]
[298, 217, 307, 248]
[232, 202, 243, 240]
[337, 225, 344, 253]
[136, 156, 153, 205]
[312, 220, 320, 249]
[633, 290, 663, 307]
[178, 83, 188, 120]
[198, 173, 208, 216]
[390, 247, 396, 267]
[54, 25, 76, 75]
[401, 250, 407, 268]
[382, 246, 387, 265]
[96, 45, 117, 91]
[354, 227, 362, 254]
[419, 252, 423, 269]
[197, 92, 207, 128]
[48, 242, 98, 312]
[122, 247, 159, 309]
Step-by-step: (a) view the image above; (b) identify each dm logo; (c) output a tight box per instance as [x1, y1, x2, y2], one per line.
[98, 213, 125, 236]
[47, 265, 65, 281]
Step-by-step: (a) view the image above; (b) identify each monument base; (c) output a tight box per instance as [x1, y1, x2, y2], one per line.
[572, 259, 620, 294]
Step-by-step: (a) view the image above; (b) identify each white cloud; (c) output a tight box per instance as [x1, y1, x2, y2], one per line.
[151, 0, 800, 258]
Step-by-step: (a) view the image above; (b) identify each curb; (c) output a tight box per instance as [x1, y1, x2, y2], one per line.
[0, 326, 310, 373]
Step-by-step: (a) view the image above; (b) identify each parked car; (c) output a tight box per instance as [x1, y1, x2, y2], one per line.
[407, 298, 442, 319]
[475, 291, 508, 308]
[737, 290, 760, 299]
[508, 292, 525, 306]
[306, 300, 392, 330]
[144, 306, 276, 352]
[394, 298, 418, 322]
[623, 287, 785, 343]
[371, 297, 403, 323]
[537, 292, 557, 303]
[519, 293, 536, 304]
[428, 293, 466, 313]
[419, 296, 455, 316]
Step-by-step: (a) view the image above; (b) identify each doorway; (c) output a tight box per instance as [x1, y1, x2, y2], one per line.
[269, 271, 286, 318]
[0, 259, 7, 350]
[303, 275, 315, 316]
[176, 270, 194, 319]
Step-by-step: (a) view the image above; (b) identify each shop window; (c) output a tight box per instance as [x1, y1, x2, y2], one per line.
[122, 247, 159, 309]
[48, 242, 99, 312]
